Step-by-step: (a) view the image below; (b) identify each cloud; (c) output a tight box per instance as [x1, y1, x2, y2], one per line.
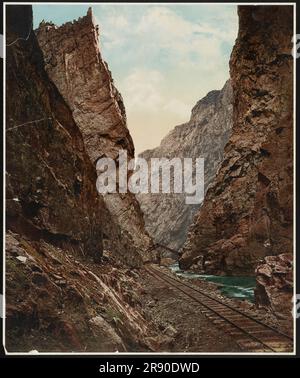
[97, 5, 237, 68]
[92, 5, 238, 152]
[119, 69, 190, 122]
[120, 69, 164, 112]
[163, 99, 191, 120]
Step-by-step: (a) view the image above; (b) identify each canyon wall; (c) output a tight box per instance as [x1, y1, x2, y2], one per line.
[36, 8, 153, 262]
[180, 5, 293, 276]
[5, 5, 162, 352]
[6, 5, 106, 265]
[137, 81, 233, 252]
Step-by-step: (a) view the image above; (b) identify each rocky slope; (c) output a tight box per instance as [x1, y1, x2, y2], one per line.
[137, 81, 233, 252]
[255, 253, 293, 321]
[5, 5, 161, 352]
[36, 8, 153, 262]
[180, 6, 293, 277]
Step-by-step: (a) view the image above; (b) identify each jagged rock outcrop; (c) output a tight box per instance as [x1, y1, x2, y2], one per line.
[137, 81, 233, 252]
[36, 8, 153, 261]
[180, 5, 293, 276]
[36, 8, 132, 164]
[254, 254, 293, 320]
[5, 5, 163, 352]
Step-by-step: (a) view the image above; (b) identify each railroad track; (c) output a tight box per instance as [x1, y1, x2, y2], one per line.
[145, 265, 293, 353]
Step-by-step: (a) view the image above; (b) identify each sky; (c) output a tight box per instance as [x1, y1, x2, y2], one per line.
[33, 4, 238, 154]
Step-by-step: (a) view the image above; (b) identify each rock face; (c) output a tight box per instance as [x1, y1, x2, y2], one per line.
[36, 8, 132, 164]
[254, 254, 293, 320]
[180, 6, 293, 276]
[137, 81, 233, 252]
[36, 8, 153, 261]
[6, 5, 104, 264]
[5, 5, 162, 352]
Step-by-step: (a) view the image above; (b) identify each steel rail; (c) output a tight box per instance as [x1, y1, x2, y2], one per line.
[146, 265, 293, 352]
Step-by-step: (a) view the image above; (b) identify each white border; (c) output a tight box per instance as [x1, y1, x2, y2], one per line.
[2, 1, 297, 356]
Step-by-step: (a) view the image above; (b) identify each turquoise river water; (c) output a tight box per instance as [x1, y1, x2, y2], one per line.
[169, 263, 256, 302]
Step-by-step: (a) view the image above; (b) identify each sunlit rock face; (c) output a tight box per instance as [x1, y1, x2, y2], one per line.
[137, 81, 233, 254]
[180, 6, 293, 276]
[36, 8, 153, 262]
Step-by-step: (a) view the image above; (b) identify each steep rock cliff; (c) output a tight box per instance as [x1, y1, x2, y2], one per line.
[5, 5, 162, 352]
[137, 81, 233, 252]
[180, 6, 293, 276]
[36, 8, 153, 261]
[6, 5, 105, 264]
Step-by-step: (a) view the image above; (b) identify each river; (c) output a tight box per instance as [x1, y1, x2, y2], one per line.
[169, 263, 256, 302]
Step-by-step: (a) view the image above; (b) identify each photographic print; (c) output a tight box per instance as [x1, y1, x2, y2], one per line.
[3, 2, 296, 357]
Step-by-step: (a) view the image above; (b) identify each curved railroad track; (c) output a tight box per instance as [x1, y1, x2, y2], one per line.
[145, 264, 293, 353]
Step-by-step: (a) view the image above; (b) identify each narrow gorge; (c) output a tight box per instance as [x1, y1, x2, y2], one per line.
[5, 4, 294, 353]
